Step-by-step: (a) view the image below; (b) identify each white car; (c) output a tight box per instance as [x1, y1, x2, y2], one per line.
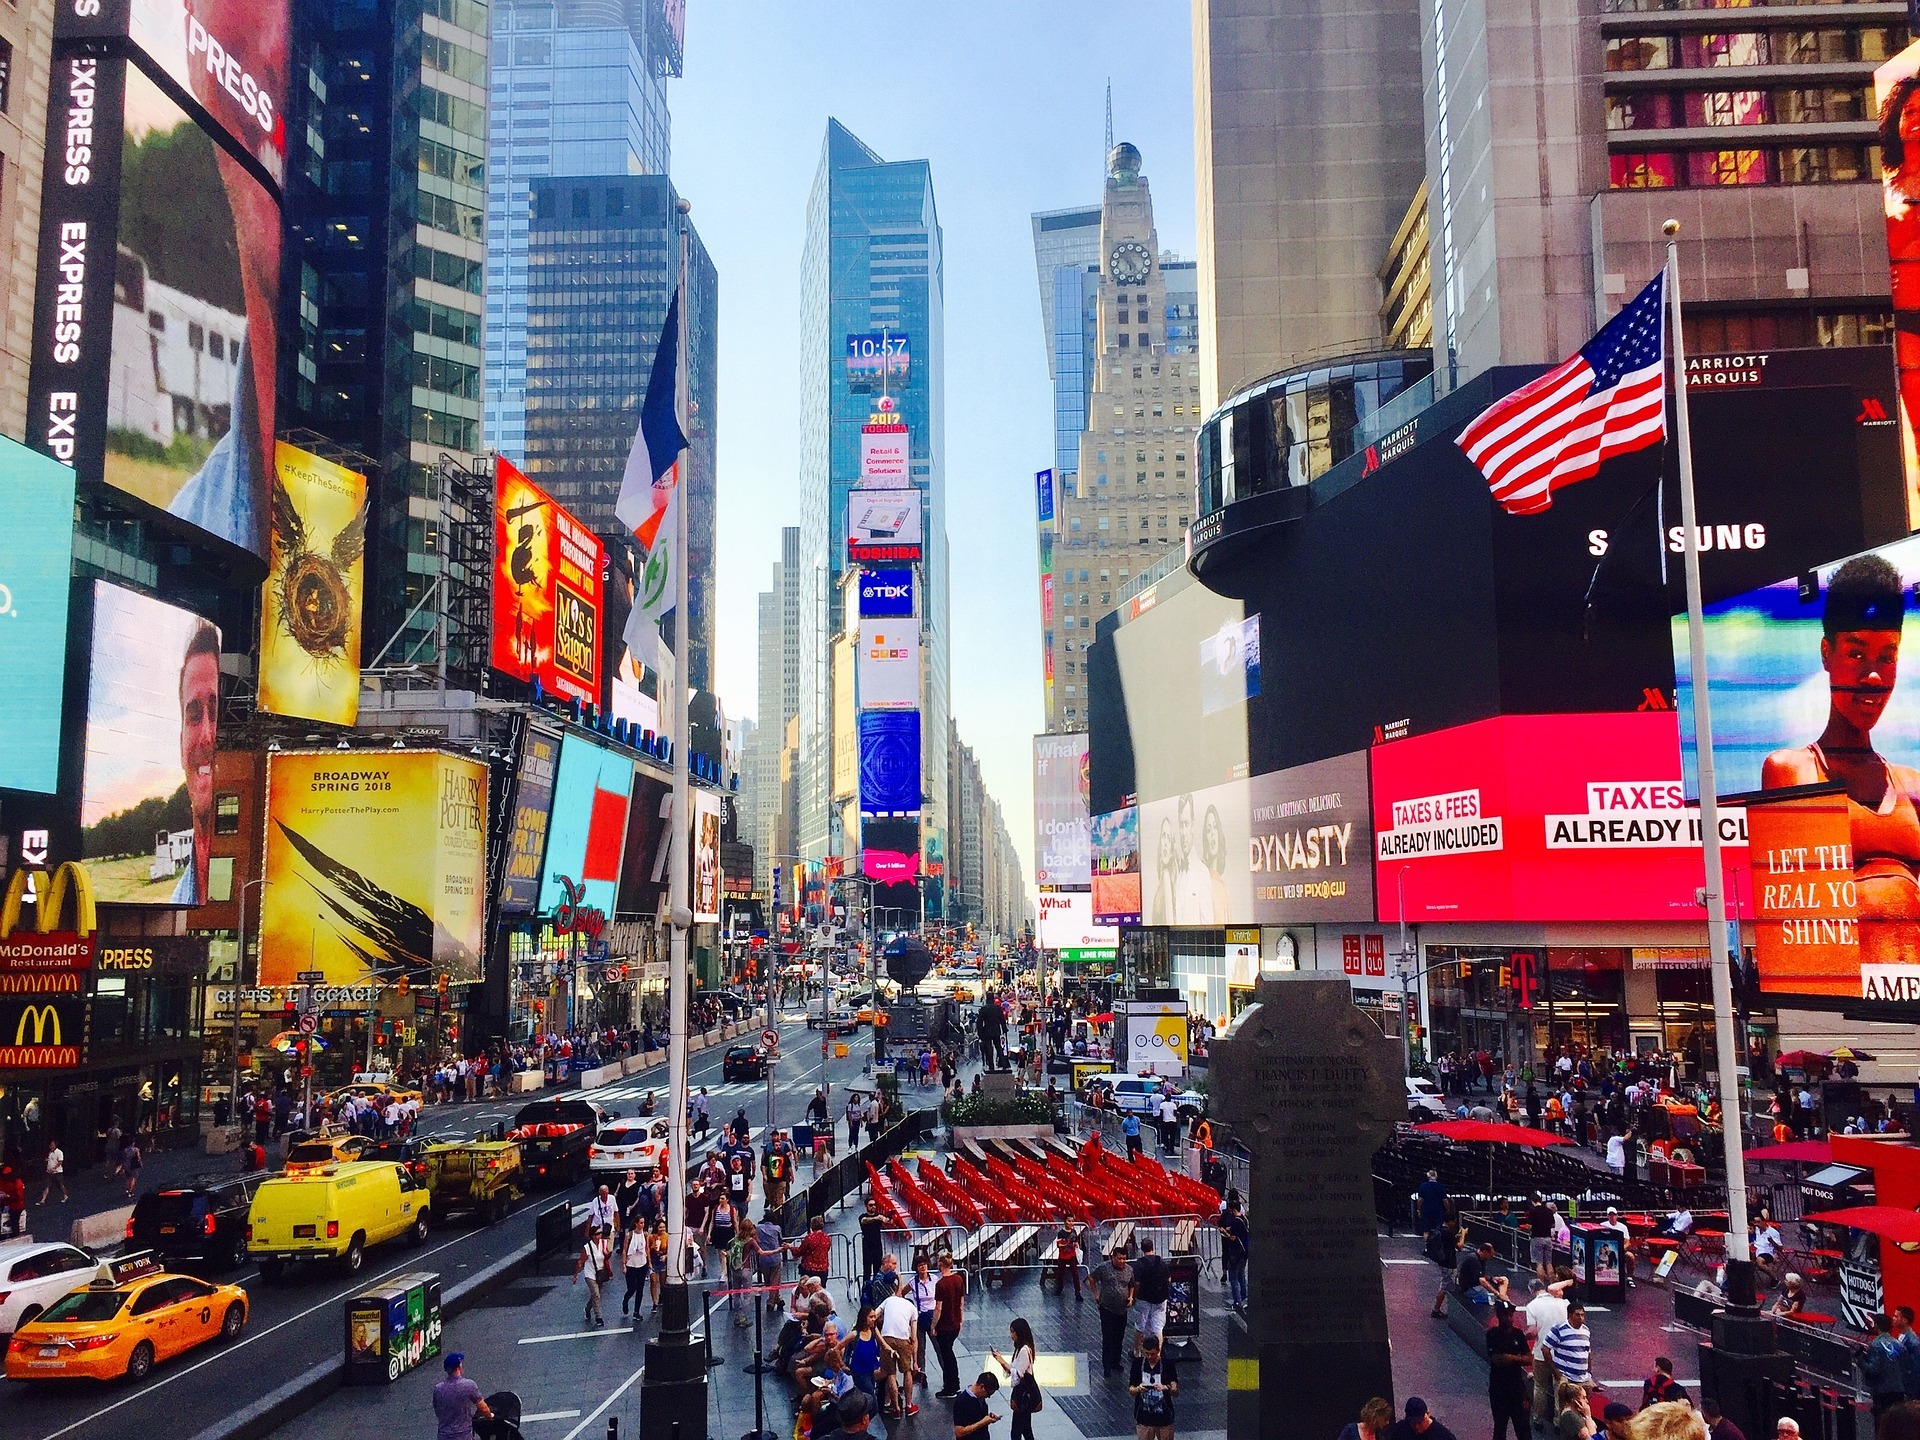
[589, 1117, 671, 1178]
[0, 1241, 104, 1334]
[1092, 1075, 1206, 1119]
[1407, 1076, 1447, 1122]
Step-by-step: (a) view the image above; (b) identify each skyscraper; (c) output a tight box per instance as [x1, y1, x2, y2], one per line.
[1031, 206, 1102, 482]
[1045, 144, 1202, 732]
[484, 0, 681, 461]
[520, 172, 718, 691]
[279, 0, 494, 685]
[796, 120, 949, 898]
[751, 526, 801, 898]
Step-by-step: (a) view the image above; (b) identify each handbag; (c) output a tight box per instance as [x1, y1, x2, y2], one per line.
[1013, 1372, 1042, 1413]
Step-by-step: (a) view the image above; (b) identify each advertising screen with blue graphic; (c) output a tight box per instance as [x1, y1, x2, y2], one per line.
[858, 568, 915, 618]
[537, 734, 633, 916]
[0, 438, 77, 794]
[859, 711, 922, 815]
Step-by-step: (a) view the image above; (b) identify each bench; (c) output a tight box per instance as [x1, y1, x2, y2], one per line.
[950, 1225, 1001, 1273]
[983, 1224, 1040, 1283]
[1171, 1219, 1199, 1255]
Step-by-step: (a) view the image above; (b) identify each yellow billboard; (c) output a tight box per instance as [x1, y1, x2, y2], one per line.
[260, 752, 487, 988]
[258, 442, 367, 725]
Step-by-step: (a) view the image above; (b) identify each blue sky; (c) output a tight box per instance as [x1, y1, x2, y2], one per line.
[673, 1, 1197, 889]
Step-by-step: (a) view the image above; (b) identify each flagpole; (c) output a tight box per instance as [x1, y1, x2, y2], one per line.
[1664, 218, 1756, 1308]
[664, 198, 693, 1309]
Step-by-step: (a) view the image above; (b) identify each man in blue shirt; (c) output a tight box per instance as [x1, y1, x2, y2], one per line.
[1122, 1111, 1142, 1159]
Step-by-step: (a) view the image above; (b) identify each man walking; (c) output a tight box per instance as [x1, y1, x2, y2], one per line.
[1542, 1302, 1594, 1392]
[38, 1139, 67, 1205]
[1217, 1198, 1249, 1311]
[1089, 1244, 1135, 1378]
[432, 1354, 491, 1440]
[1525, 1278, 1571, 1425]
[1485, 1302, 1531, 1440]
[859, 1197, 887, 1284]
[1128, 1333, 1178, 1440]
[1128, 1237, 1171, 1355]
[931, 1252, 967, 1397]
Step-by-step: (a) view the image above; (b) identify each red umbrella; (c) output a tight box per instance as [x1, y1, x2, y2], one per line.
[1416, 1119, 1572, 1148]
[1802, 1206, 1920, 1245]
[1745, 1141, 1833, 1165]
[1776, 1050, 1828, 1071]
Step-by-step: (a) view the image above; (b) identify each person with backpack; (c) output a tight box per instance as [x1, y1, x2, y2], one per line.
[574, 1224, 612, 1328]
[1128, 1332, 1178, 1440]
[1866, 1314, 1910, 1419]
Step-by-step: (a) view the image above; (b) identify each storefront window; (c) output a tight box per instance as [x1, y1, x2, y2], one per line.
[1542, 948, 1628, 1056]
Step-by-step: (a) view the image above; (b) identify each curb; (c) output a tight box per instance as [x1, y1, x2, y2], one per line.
[186, 1235, 539, 1440]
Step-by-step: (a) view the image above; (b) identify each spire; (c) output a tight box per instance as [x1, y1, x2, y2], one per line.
[1104, 79, 1113, 156]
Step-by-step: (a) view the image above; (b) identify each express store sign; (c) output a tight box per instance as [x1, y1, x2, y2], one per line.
[1371, 712, 1751, 922]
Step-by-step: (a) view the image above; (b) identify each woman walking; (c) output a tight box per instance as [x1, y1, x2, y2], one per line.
[575, 1224, 612, 1328]
[992, 1318, 1040, 1440]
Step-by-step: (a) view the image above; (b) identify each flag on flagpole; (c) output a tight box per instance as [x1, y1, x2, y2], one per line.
[1456, 271, 1667, 516]
[617, 292, 690, 670]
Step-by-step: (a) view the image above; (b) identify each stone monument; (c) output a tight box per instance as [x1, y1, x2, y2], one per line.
[1209, 974, 1404, 1440]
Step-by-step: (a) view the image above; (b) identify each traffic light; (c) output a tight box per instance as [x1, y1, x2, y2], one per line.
[1497, 964, 1512, 990]
[437, 973, 449, 997]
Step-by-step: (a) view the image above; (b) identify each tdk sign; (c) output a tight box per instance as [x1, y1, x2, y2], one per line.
[858, 567, 915, 617]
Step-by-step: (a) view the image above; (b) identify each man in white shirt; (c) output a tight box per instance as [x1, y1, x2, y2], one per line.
[588, 1185, 619, 1240]
[1752, 1216, 1784, 1283]
[1524, 1276, 1572, 1423]
[876, 1278, 921, 1417]
[1156, 1095, 1181, 1154]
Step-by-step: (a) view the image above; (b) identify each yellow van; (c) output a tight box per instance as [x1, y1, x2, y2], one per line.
[246, 1161, 431, 1277]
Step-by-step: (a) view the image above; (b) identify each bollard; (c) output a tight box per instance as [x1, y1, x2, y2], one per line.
[702, 1288, 723, 1368]
[743, 1290, 779, 1376]
[608, 1418, 618, 1440]
[740, 1291, 778, 1440]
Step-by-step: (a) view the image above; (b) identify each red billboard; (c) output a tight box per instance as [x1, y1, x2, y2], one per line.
[1371, 712, 1752, 923]
[492, 458, 604, 706]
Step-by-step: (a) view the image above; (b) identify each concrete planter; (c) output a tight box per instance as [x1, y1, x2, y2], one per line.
[579, 1060, 624, 1089]
[951, 1123, 1054, 1144]
[510, 1070, 545, 1094]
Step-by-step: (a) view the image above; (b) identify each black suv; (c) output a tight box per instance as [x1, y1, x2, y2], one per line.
[722, 1046, 769, 1082]
[126, 1174, 266, 1269]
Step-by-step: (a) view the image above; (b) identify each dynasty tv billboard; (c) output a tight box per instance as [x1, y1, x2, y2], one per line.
[693, 788, 722, 924]
[492, 458, 605, 707]
[258, 442, 366, 726]
[1091, 806, 1141, 925]
[1372, 712, 1749, 923]
[81, 582, 220, 904]
[845, 330, 909, 394]
[1034, 733, 1091, 889]
[858, 619, 919, 710]
[28, 55, 283, 566]
[1137, 752, 1374, 926]
[859, 710, 921, 815]
[56, 0, 291, 188]
[499, 723, 562, 913]
[259, 751, 488, 988]
[1676, 533, 1920, 998]
[1, 438, 78, 795]
[537, 735, 633, 918]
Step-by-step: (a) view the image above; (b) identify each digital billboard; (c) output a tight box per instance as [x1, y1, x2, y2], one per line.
[498, 723, 562, 912]
[1743, 788, 1863, 999]
[1372, 712, 1750, 923]
[492, 458, 604, 707]
[260, 751, 488, 988]
[56, 0, 291, 188]
[1677, 532, 1920, 997]
[858, 619, 920, 710]
[845, 330, 909, 393]
[1037, 890, 1117, 952]
[538, 735, 633, 917]
[1199, 614, 1261, 717]
[615, 770, 673, 920]
[0, 438, 78, 795]
[693, 788, 722, 924]
[860, 424, 910, 487]
[1034, 733, 1091, 889]
[1137, 752, 1374, 926]
[258, 441, 365, 726]
[81, 582, 220, 904]
[1091, 807, 1141, 925]
[1878, 41, 1920, 518]
[862, 816, 920, 885]
[848, 490, 923, 562]
[859, 710, 922, 815]
[858, 567, 915, 618]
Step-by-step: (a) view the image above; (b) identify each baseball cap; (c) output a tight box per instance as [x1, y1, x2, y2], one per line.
[444, 1352, 464, 1372]
[1603, 1403, 1634, 1422]
[836, 1391, 873, 1426]
[1404, 1398, 1428, 1418]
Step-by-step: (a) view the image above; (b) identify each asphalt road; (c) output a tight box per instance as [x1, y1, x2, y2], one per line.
[0, 1015, 893, 1440]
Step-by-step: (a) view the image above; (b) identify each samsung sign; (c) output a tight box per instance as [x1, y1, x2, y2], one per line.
[858, 567, 915, 618]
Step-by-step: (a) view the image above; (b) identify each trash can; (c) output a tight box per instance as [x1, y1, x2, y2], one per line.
[1569, 1224, 1626, 1303]
[344, 1271, 443, 1384]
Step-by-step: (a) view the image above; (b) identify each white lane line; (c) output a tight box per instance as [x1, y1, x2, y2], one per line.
[518, 1327, 636, 1344]
[560, 1363, 648, 1440]
[522, 1411, 585, 1423]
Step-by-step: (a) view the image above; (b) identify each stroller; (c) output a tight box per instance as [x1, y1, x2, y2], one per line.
[476, 1391, 525, 1440]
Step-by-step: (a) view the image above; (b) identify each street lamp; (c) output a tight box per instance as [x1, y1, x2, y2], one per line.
[228, 876, 269, 1136]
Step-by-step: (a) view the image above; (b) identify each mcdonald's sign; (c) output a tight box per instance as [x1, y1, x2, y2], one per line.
[0, 993, 85, 1068]
[0, 863, 99, 973]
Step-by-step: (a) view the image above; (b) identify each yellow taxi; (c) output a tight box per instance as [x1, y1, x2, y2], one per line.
[4, 1254, 248, 1383]
[283, 1127, 371, 1173]
[322, 1080, 423, 1110]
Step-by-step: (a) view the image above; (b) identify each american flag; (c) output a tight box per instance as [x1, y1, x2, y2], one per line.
[1457, 271, 1667, 516]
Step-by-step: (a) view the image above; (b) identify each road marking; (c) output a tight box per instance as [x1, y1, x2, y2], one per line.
[560, 1362, 648, 1440]
[518, 1327, 636, 1344]
[522, 1411, 585, 1423]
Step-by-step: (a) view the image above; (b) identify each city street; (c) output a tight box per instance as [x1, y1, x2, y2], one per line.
[0, 1016, 881, 1440]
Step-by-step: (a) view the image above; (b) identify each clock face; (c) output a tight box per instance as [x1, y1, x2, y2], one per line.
[1109, 240, 1152, 286]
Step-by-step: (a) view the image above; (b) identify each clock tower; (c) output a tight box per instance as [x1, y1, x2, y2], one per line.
[1044, 143, 1201, 732]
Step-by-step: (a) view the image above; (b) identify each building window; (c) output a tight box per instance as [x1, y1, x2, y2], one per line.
[1688, 148, 1771, 185]
[1119, 334, 1130, 348]
[572, 188, 590, 218]
[0, 37, 12, 114]
[214, 793, 241, 836]
[1606, 35, 1672, 70]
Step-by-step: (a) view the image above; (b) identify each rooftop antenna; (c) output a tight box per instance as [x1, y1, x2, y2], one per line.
[1104, 79, 1113, 156]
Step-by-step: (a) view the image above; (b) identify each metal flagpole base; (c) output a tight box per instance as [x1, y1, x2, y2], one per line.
[640, 1282, 709, 1440]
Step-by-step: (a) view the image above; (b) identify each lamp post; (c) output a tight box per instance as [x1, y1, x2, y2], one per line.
[229, 876, 268, 1135]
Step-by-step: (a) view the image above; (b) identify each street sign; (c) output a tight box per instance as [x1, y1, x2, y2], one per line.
[298, 1013, 318, 1035]
[299, 1064, 313, 1077]
[297, 971, 325, 983]
[761, 1028, 780, 1049]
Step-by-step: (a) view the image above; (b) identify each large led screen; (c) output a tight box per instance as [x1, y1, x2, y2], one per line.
[0, 439, 78, 795]
[493, 458, 604, 707]
[858, 619, 919, 710]
[1037, 890, 1117, 952]
[1091, 807, 1141, 925]
[1033, 732, 1091, 888]
[858, 567, 915, 618]
[845, 330, 909, 393]
[862, 816, 920, 885]
[538, 735, 633, 917]
[58, 0, 291, 187]
[260, 752, 488, 987]
[101, 63, 280, 561]
[257, 441, 365, 725]
[859, 711, 922, 815]
[498, 724, 562, 913]
[848, 490, 923, 563]
[1677, 532, 1920, 997]
[81, 581, 220, 904]
[693, 788, 722, 924]
[615, 771, 673, 920]
[1372, 712, 1750, 923]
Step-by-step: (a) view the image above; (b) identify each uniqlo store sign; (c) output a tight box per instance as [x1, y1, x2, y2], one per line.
[1371, 712, 1750, 923]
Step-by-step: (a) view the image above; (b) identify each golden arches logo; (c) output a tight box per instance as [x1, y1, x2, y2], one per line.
[14, 1003, 62, 1047]
[0, 863, 98, 940]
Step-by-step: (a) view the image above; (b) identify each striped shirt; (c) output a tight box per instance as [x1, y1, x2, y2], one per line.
[1543, 1320, 1593, 1383]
